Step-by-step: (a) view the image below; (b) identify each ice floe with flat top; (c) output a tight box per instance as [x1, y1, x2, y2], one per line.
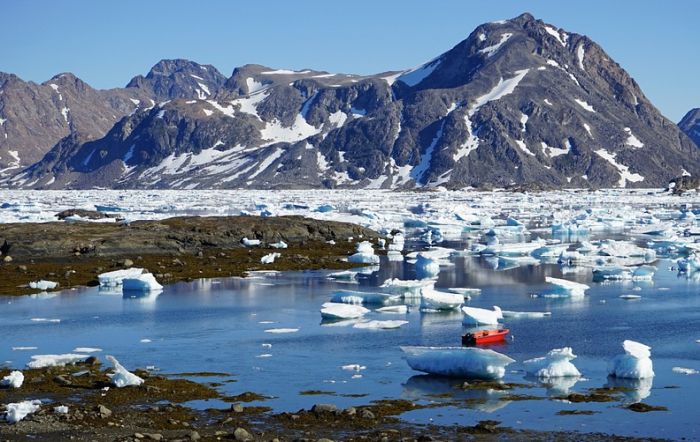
[402, 346, 515, 379]
[524, 347, 581, 378]
[320, 302, 369, 320]
[544, 277, 589, 298]
[98, 268, 145, 287]
[376, 305, 408, 314]
[353, 320, 408, 330]
[380, 278, 434, 297]
[608, 340, 654, 379]
[27, 353, 89, 368]
[330, 289, 401, 306]
[29, 280, 58, 290]
[107, 355, 144, 388]
[420, 287, 463, 312]
[461, 305, 502, 325]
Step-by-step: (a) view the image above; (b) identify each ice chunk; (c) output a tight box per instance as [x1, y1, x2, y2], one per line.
[122, 273, 163, 292]
[672, 367, 698, 375]
[327, 270, 358, 282]
[524, 347, 581, 378]
[481, 238, 546, 256]
[376, 305, 408, 314]
[608, 340, 654, 379]
[4, 400, 41, 423]
[388, 233, 405, 252]
[592, 266, 632, 281]
[27, 354, 88, 368]
[420, 287, 463, 311]
[29, 280, 58, 290]
[545, 277, 589, 298]
[353, 320, 408, 329]
[106, 355, 144, 388]
[461, 305, 503, 325]
[260, 252, 281, 264]
[348, 241, 379, 264]
[54, 405, 69, 414]
[501, 310, 551, 318]
[264, 328, 299, 333]
[320, 302, 369, 319]
[330, 289, 401, 306]
[242, 237, 261, 247]
[270, 241, 288, 249]
[415, 253, 440, 279]
[98, 268, 145, 287]
[0, 370, 24, 388]
[402, 346, 515, 379]
[72, 347, 102, 353]
[380, 278, 433, 297]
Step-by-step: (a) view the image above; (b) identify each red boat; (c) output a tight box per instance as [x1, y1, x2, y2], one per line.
[462, 328, 509, 346]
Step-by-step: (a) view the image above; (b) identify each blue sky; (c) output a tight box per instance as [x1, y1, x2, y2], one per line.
[2, 0, 698, 121]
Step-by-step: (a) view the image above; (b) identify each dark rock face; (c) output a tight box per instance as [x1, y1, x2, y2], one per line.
[679, 108, 700, 148]
[4, 13, 700, 189]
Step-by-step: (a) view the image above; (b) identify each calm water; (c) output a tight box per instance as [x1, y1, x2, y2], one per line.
[2, 254, 699, 440]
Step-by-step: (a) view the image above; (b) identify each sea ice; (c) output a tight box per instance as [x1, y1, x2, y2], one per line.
[0, 370, 24, 388]
[97, 268, 145, 287]
[320, 302, 369, 319]
[402, 346, 515, 379]
[353, 320, 408, 329]
[376, 305, 408, 314]
[26, 354, 88, 368]
[122, 273, 163, 292]
[461, 305, 503, 325]
[4, 400, 41, 423]
[524, 347, 581, 378]
[608, 340, 654, 379]
[106, 355, 144, 388]
[420, 287, 463, 311]
[29, 280, 58, 290]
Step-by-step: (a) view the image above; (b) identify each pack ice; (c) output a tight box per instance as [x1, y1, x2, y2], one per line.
[608, 340, 654, 379]
[402, 346, 515, 379]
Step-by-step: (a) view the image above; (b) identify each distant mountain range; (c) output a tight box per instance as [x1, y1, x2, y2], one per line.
[1, 12, 698, 190]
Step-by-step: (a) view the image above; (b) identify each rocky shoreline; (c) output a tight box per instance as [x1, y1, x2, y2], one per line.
[0, 362, 668, 442]
[0, 215, 379, 296]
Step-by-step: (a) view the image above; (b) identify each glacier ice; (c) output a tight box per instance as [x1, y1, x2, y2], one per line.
[608, 340, 654, 379]
[402, 346, 515, 379]
[106, 355, 144, 388]
[524, 347, 581, 378]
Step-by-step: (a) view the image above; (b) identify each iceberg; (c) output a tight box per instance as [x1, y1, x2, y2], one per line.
[106, 355, 144, 388]
[98, 268, 145, 287]
[320, 302, 369, 320]
[260, 252, 281, 264]
[330, 289, 401, 306]
[402, 346, 515, 379]
[415, 253, 440, 279]
[122, 273, 163, 292]
[544, 277, 589, 298]
[348, 241, 380, 264]
[461, 305, 502, 325]
[353, 320, 408, 329]
[29, 280, 58, 290]
[419, 287, 463, 311]
[4, 400, 41, 423]
[27, 353, 89, 368]
[0, 370, 24, 388]
[524, 347, 581, 378]
[608, 340, 654, 379]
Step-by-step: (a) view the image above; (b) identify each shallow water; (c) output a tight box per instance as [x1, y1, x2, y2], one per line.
[2, 253, 699, 440]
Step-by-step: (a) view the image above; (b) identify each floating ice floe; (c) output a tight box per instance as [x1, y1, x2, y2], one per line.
[419, 287, 463, 312]
[4, 400, 41, 423]
[0, 370, 24, 388]
[97, 268, 145, 287]
[672, 367, 698, 375]
[544, 277, 589, 298]
[260, 252, 281, 264]
[330, 289, 401, 306]
[501, 310, 551, 318]
[106, 355, 144, 388]
[608, 340, 654, 379]
[122, 273, 163, 292]
[26, 353, 89, 368]
[524, 347, 581, 378]
[481, 238, 546, 256]
[326, 270, 358, 282]
[28, 280, 58, 291]
[341, 364, 365, 371]
[677, 254, 700, 273]
[619, 294, 641, 300]
[415, 253, 440, 279]
[242, 237, 261, 247]
[401, 346, 515, 379]
[376, 305, 408, 314]
[447, 287, 482, 296]
[380, 278, 433, 297]
[320, 302, 369, 320]
[461, 305, 503, 325]
[72, 347, 102, 353]
[353, 320, 408, 329]
[270, 240, 288, 249]
[348, 241, 380, 264]
[592, 265, 655, 282]
[264, 328, 299, 333]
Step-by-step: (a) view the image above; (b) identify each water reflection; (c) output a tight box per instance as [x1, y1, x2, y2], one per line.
[605, 376, 653, 404]
[525, 374, 580, 396]
[402, 374, 511, 412]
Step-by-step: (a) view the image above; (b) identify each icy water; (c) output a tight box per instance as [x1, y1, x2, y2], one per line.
[2, 255, 700, 440]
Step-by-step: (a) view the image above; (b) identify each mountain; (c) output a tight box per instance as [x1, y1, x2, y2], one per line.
[679, 108, 700, 148]
[126, 59, 226, 102]
[6, 13, 700, 190]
